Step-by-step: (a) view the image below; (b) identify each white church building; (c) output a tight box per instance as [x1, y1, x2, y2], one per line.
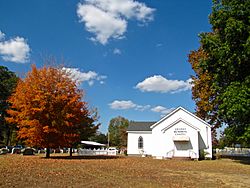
[127, 107, 212, 159]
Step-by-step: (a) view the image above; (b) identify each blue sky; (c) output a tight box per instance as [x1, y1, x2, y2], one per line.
[0, 0, 212, 133]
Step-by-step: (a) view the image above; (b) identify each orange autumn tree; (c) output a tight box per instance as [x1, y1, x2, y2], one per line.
[7, 65, 97, 157]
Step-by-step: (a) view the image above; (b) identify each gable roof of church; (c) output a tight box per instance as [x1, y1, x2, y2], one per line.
[127, 107, 211, 132]
[127, 121, 156, 131]
[150, 106, 211, 129]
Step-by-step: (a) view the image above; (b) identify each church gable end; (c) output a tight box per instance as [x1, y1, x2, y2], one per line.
[150, 106, 211, 130]
[161, 118, 201, 133]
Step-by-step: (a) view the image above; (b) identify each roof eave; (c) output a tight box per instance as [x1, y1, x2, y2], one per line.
[150, 106, 211, 129]
[127, 130, 152, 133]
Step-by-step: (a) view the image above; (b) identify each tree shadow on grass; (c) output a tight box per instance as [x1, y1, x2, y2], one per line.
[221, 155, 250, 165]
[233, 158, 250, 165]
[42, 155, 123, 160]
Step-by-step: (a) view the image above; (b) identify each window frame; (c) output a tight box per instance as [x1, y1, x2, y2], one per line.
[138, 136, 143, 149]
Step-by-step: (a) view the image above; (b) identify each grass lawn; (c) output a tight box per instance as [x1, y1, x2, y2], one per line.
[0, 154, 249, 188]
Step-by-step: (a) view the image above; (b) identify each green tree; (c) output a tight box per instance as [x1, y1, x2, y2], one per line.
[108, 116, 129, 148]
[78, 108, 100, 143]
[0, 66, 18, 145]
[89, 131, 108, 144]
[190, 0, 250, 146]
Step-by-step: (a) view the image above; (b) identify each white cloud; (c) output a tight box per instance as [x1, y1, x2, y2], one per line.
[109, 100, 150, 111]
[77, 0, 155, 45]
[109, 100, 136, 110]
[135, 75, 192, 93]
[151, 106, 175, 115]
[0, 31, 5, 41]
[62, 67, 107, 86]
[77, 4, 127, 45]
[113, 48, 121, 55]
[0, 35, 30, 63]
[135, 104, 151, 111]
[109, 100, 174, 117]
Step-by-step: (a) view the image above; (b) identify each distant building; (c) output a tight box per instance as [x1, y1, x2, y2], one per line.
[127, 107, 212, 159]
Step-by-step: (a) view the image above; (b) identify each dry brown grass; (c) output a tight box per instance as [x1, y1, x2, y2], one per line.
[0, 154, 249, 188]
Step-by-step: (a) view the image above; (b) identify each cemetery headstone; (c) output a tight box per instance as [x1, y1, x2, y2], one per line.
[23, 148, 35, 155]
[11, 148, 21, 154]
[0, 148, 9, 155]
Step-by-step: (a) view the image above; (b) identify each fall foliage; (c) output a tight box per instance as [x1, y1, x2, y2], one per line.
[188, 48, 221, 145]
[6, 65, 97, 157]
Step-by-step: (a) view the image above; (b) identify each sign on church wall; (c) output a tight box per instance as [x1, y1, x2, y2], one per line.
[174, 128, 187, 135]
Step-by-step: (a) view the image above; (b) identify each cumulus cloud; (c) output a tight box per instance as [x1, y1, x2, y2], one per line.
[77, 4, 127, 45]
[151, 106, 175, 115]
[77, 0, 155, 44]
[109, 100, 136, 110]
[0, 32, 30, 63]
[113, 48, 121, 55]
[109, 100, 150, 111]
[62, 67, 107, 86]
[135, 75, 192, 93]
[135, 104, 151, 111]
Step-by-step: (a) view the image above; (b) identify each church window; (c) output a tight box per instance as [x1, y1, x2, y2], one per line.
[138, 136, 143, 149]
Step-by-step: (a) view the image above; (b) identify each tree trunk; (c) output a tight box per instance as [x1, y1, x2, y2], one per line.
[46, 148, 50, 158]
[69, 147, 73, 157]
[6, 126, 11, 146]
